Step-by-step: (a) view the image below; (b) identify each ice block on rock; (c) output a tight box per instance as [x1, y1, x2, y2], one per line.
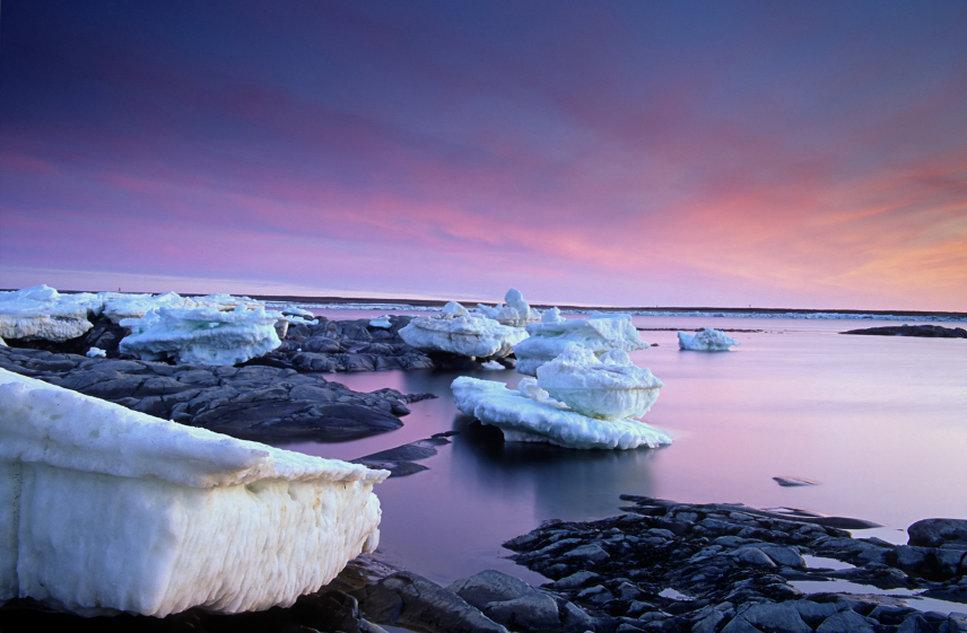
[0, 368, 388, 617]
[399, 301, 526, 358]
[451, 376, 671, 450]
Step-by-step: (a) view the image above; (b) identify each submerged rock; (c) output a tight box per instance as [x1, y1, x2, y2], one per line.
[678, 327, 738, 351]
[0, 369, 388, 616]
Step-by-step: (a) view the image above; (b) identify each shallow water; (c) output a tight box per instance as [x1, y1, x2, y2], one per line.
[278, 314, 967, 586]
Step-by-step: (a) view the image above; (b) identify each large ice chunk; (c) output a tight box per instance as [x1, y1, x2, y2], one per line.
[119, 305, 283, 365]
[399, 301, 527, 358]
[0, 285, 101, 342]
[536, 347, 662, 419]
[513, 314, 648, 375]
[677, 328, 738, 351]
[0, 368, 388, 616]
[451, 376, 671, 450]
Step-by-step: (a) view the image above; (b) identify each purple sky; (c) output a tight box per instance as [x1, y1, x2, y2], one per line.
[2, 1, 966, 309]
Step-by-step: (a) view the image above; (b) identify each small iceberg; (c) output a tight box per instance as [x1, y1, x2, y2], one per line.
[399, 300, 527, 359]
[85, 346, 107, 358]
[472, 288, 538, 326]
[452, 375, 671, 450]
[0, 285, 101, 342]
[119, 304, 284, 365]
[0, 368, 387, 616]
[369, 316, 393, 329]
[677, 328, 737, 351]
[514, 313, 648, 376]
[536, 346, 663, 419]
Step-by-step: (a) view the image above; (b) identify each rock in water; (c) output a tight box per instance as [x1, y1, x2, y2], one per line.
[841, 324, 967, 338]
[677, 327, 738, 351]
[451, 376, 671, 449]
[0, 368, 388, 616]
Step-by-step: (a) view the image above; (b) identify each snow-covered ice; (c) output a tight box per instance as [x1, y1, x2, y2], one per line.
[119, 305, 284, 365]
[472, 288, 539, 326]
[0, 368, 388, 616]
[451, 376, 671, 450]
[85, 347, 107, 358]
[677, 328, 738, 351]
[513, 314, 648, 376]
[399, 301, 527, 359]
[536, 346, 663, 419]
[279, 305, 319, 326]
[369, 316, 392, 329]
[0, 285, 100, 342]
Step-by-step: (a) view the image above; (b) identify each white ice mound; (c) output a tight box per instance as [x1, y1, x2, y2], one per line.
[452, 376, 671, 450]
[119, 305, 283, 365]
[677, 328, 738, 351]
[399, 301, 527, 358]
[473, 288, 539, 326]
[0, 369, 388, 616]
[369, 316, 392, 329]
[513, 314, 648, 376]
[0, 285, 100, 342]
[536, 346, 662, 419]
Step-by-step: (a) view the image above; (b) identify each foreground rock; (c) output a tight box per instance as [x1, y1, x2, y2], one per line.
[505, 496, 967, 632]
[1, 369, 388, 616]
[0, 345, 431, 442]
[841, 324, 967, 338]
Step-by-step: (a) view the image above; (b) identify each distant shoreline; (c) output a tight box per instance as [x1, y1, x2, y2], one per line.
[8, 288, 965, 321]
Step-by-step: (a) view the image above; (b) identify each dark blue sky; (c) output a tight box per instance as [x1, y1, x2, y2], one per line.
[2, 1, 966, 308]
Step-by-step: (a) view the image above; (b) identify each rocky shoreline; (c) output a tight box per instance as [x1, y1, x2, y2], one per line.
[0, 344, 432, 442]
[2, 496, 963, 632]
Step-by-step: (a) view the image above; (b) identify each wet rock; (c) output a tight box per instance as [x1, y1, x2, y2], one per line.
[0, 345, 427, 442]
[484, 594, 560, 631]
[841, 324, 967, 338]
[353, 434, 454, 477]
[816, 609, 876, 632]
[909, 519, 967, 548]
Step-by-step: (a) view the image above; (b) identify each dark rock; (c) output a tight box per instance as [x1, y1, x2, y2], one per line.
[448, 570, 536, 610]
[353, 435, 454, 478]
[772, 477, 818, 487]
[483, 594, 560, 631]
[909, 519, 967, 548]
[841, 324, 967, 338]
[0, 346, 426, 442]
[816, 609, 875, 632]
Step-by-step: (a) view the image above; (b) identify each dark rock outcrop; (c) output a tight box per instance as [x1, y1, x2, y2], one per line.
[841, 324, 967, 338]
[0, 345, 433, 442]
[352, 431, 457, 477]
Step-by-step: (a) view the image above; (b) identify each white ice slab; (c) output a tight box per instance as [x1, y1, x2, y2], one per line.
[451, 376, 671, 450]
[399, 301, 527, 358]
[513, 314, 648, 375]
[0, 369, 388, 616]
[678, 328, 738, 351]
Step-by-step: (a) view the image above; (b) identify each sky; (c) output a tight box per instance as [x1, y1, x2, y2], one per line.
[2, 1, 966, 310]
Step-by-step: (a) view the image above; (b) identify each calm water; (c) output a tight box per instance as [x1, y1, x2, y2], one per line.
[278, 314, 967, 586]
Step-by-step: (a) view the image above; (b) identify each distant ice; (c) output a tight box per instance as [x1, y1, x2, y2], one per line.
[119, 305, 284, 365]
[399, 299, 527, 359]
[677, 328, 737, 351]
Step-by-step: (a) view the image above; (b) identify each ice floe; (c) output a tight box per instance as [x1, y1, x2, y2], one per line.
[0, 368, 387, 616]
[513, 313, 648, 376]
[536, 346, 663, 419]
[677, 328, 737, 351]
[119, 305, 284, 365]
[399, 300, 527, 359]
[451, 375, 671, 450]
[0, 285, 100, 342]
